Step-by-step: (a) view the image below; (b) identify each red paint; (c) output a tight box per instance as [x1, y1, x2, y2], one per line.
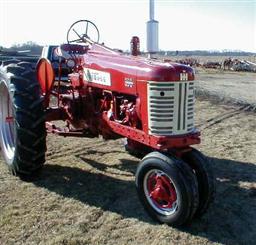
[147, 172, 177, 209]
[101, 112, 200, 150]
[36, 58, 55, 94]
[40, 42, 199, 154]
[130, 36, 140, 56]
[5, 117, 13, 123]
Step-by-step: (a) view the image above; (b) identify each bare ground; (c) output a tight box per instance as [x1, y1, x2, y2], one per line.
[1, 67, 256, 244]
[0, 97, 256, 245]
[196, 69, 256, 108]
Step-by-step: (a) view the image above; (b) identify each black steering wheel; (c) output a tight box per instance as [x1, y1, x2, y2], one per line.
[67, 20, 100, 44]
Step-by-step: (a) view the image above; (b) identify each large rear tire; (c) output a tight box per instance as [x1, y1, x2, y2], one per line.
[0, 63, 46, 176]
[135, 151, 199, 226]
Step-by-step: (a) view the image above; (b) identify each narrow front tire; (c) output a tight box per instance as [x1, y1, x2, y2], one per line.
[135, 151, 199, 226]
[182, 148, 215, 217]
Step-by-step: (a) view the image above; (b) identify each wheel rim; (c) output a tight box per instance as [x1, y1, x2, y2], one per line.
[143, 169, 179, 215]
[0, 82, 15, 162]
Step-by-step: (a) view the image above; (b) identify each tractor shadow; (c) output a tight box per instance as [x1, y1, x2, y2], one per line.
[32, 157, 152, 223]
[31, 155, 256, 244]
[185, 157, 256, 244]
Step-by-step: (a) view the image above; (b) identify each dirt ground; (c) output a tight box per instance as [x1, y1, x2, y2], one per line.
[196, 69, 256, 107]
[1, 70, 256, 244]
[176, 55, 256, 63]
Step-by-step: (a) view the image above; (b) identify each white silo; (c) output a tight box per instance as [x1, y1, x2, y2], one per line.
[147, 0, 159, 54]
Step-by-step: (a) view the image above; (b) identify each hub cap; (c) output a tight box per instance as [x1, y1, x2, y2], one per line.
[143, 169, 178, 215]
[0, 82, 15, 162]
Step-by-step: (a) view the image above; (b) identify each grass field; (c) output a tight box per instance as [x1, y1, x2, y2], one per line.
[1, 97, 256, 244]
[0, 63, 256, 244]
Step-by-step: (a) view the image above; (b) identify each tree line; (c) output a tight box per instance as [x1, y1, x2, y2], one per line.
[0, 41, 43, 55]
[0, 42, 254, 56]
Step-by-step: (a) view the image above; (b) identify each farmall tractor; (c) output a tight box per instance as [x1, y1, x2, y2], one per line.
[0, 20, 214, 226]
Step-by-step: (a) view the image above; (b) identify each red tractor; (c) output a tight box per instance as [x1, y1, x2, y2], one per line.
[0, 20, 214, 226]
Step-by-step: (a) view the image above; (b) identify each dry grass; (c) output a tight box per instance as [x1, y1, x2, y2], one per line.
[1, 98, 256, 245]
[195, 69, 256, 109]
[1, 65, 256, 244]
[159, 55, 256, 63]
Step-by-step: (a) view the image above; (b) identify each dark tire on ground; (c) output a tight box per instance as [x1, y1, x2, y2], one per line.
[124, 139, 144, 159]
[0, 62, 46, 176]
[182, 148, 215, 218]
[1, 59, 21, 66]
[135, 151, 199, 226]
[124, 138, 151, 159]
[15, 61, 37, 71]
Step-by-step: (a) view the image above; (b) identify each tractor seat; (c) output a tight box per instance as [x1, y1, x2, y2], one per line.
[55, 43, 89, 59]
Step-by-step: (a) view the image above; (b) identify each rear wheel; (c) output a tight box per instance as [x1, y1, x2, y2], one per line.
[0, 63, 46, 176]
[135, 151, 199, 226]
[182, 148, 215, 217]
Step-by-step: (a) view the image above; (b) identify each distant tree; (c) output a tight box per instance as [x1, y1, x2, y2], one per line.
[9, 41, 43, 55]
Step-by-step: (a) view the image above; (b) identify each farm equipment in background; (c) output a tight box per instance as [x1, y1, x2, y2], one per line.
[0, 20, 214, 226]
[202, 61, 222, 69]
[223, 58, 256, 72]
[0, 49, 39, 68]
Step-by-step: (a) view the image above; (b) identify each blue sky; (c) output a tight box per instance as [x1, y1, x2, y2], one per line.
[0, 0, 255, 52]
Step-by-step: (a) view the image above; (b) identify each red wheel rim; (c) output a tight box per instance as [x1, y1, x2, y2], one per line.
[143, 169, 178, 215]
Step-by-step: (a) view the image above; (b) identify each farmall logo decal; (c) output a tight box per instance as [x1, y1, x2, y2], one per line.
[84, 68, 111, 86]
[180, 71, 188, 81]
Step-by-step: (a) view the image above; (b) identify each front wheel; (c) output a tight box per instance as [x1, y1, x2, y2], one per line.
[182, 148, 215, 217]
[135, 151, 199, 226]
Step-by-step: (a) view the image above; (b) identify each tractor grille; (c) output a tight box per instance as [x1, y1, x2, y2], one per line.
[148, 81, 195, 136]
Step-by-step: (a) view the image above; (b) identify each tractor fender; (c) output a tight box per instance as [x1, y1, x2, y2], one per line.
[36, 58, 55, 95]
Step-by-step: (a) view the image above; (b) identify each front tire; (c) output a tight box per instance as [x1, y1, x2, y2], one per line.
[0, 63, 46, 176]
[182, 148, 215, 218]
[135, 151, 199, 226]
[124, 138, 150, 159]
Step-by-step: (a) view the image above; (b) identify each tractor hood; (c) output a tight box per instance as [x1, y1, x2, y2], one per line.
[83, 43, 195, 82]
